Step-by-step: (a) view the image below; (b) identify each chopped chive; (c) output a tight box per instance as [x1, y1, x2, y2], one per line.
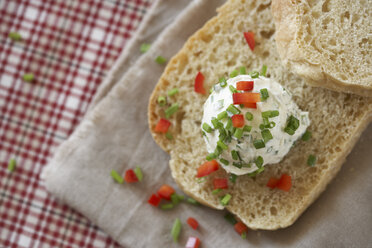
[8, 32, 22, 41]
[212, 189, 222, 194]
[233, 162, 242, 168]
[224, 213, 237, 225]
[260, 65, 267, 76]
[229, 85, 238, 93]
[239, 104, 245, 108]
[171, 218, 182, 243]
[231, 150, 239, 160]
[285, 115, 300, 135]
[202, 123, 213, 133]
[110, 170, 124, 184]
[242, 163, 252, 168]
[140, 43, 151, 53]
[196, 177, 206, 183]
[218, 128, 227, 141]
[245, 112, 253, 121]
[243, 125, 252, 132]
[241, 232, 247, 239]
[171, 194, 181, 205]
[259, 124, 265, 130]
[230, 70, 238, 78]
[165, 103, 179, 118]
[262, 110, 279, 118]
[220, 194, 232, 206]
[155, 56, 167, 65]
[225, 118, 232, 130]
[220, 158, 229, 165]
[177, 195, 185, 201]
[253, 139, 265, 149]
[270, 110, 279, 117]
[161, 203, 174, 210]
[302, 130, 312, 141]
[284, 127, 295, 135]
[211, 118, 223, 129]
[134, 167, 143, 181]
[226, 104, 240, 115]
[8, 158, 16, 172]
[22, 73, 34, 82]
[269, 122, 276, 128]
[217, 140, 228, 150]
[260, 88, 269, 101]
[206, 153, 217, 161]
[165, 132, 173, 140]
[217, 111, 228, 120]
[157, 96, 167, 106]
[210, 87, 214, 94]
[167, 88, 179, 97]
[239, 66, 246, 75]
[234, 128, 243, 139]
[214, 146, 223, 156]
[307, 154, 316, 166]
[255, 156, 264, 167]
[247, 166, 265, 177]
[229, 173, 238, 183]
[250, 71, 259, 78]
[219, 77, 227, 88]
[261, 129, 273, 143]
[262, 117, 270, 127]
[187, 198, 199, 205]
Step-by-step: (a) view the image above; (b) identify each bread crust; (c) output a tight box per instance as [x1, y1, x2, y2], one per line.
[271, 0, 372, 97]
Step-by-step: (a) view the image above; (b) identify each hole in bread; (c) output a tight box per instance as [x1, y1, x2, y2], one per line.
[270, 207, 277, 216]
[257, 3, 270, 12]
[322, 0, 330, 12]
[200, 32, 213, 43]
[260, 30, 274, 40]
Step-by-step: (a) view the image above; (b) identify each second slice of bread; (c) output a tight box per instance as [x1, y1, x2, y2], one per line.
[271, 0, 372, 97]
[148, 0, 372, 230]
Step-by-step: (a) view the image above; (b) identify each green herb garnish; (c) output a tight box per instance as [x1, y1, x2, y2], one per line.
[157, 96, 166, 106]
[155, 55, 167, 65]
[134, 166, 143, 181]
[260, 65, 267, 76]
[250, 71, 259, 78]
[110, 170, 123, 184]
[261, 129, 273, 143]
[22, 73, 34, 82]
[220, 158, 229, 165]
[217, 140, 228, 150]
[171, 218, 182, 242]
[234, 128, 243, 139]
[165, 132, 173, 140]
[8, 32, 22, 41]
[307, 154, 316, 166]
[8, 158, 16, 172]
[161, 203, 174, 210]
[230, 70, 238, 78]
[229, 173, 237, 183]
[226, 104, 240, 115]
[231, 150, 239, 160]
[140, 43, 151, 53]
[220, 194, 232, 206]
[255, 156, 264, 167]
[202, 123, 213, 133]
[245, 112, 253, 121]
[253, 139, 265, 149]
[217, 111, 228, 120]
[167, 88, 179, 97]
[260, 88, 269, 101]
[212, 189, 222, 194]
[224, 213, 237, 225]
[302, 130, 312, 141]
[229, 85, 238, 93]
[211, 118, 223, 129]
[243, 125, 252, 132]
[219, 77, 227, 87]
[165, 103, 179, 118]
[206, 153, 217, 161]
[285, 115, 300, 135]
[239, 66, 246, 75]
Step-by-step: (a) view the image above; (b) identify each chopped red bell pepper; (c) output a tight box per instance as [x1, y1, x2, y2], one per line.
[233, 92, 261, 105]
[243, 102, 257, 109]
[234, 221, 248, 235]
[276, 174, 292, 192]
[185, 236, 200, 248]
[243, 31, 255, 51]
[231, 115, 244, 128]
[266, 177, 279, 189]
[148, 194, 161, 207]
[213, 178, 228, 189]
[187, 217, 199, 230]
[236, 81, 254, 91]
[154, 118, 171, 133]
[196, 160, 219, 178]
[157, 184, 175, 200]
[124, 169, 138, 183]
[194, 71, 206, 95]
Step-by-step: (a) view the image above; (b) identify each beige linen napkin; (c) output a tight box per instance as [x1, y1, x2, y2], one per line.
[42, 0, 372, 247]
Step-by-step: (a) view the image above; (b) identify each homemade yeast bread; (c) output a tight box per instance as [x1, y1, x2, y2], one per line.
[271, 0, 372, 97]
[148, 0, 372, 229]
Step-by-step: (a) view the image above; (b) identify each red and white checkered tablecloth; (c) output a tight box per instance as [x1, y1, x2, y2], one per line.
[0, 0, 151, 247]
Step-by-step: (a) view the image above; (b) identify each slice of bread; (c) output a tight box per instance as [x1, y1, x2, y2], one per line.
[271, 0, 372, 97]
[148, 0, 372, 230]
